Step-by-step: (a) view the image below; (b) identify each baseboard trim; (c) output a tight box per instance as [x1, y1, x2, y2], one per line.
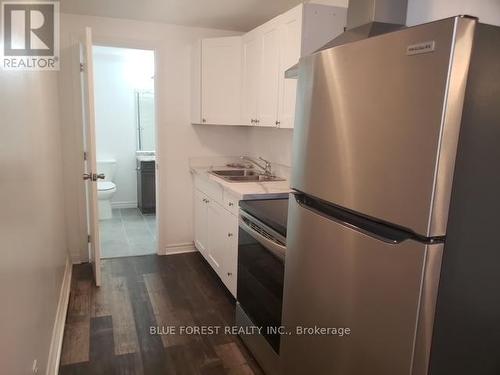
[160, 242, 197, 255]
[111, 201, 137, 209]
[46, 257, 72, 375]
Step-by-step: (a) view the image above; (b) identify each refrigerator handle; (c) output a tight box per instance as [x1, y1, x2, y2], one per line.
[293, 192, 442, 245]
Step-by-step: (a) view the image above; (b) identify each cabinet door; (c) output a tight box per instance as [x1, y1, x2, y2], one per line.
[201, 37, 242, 125]
[257, 20, 281, 127]
[206, 201, 227, 275]
[278, 6, 302, 129]
[194, 190, 209, 259]
[223, 212, 239, 298]
[241, 31, 261, 126]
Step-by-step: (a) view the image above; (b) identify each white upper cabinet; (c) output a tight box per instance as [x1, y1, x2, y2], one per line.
[277, 6, 302, 129]
[241, 31, 261, 126]
[257, 19, 281, 127]
[191, 36, 242, 125]
[191, 4, 347, 128]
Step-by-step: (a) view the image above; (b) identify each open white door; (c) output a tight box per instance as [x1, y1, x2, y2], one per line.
[80, 27, 102, 286]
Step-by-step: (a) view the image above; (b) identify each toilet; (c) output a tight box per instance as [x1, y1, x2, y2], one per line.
[97, 160, 117, 220]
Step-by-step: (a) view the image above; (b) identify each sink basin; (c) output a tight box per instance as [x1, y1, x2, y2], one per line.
[210, 169, 258, 177]
[209, 170, 285, 183]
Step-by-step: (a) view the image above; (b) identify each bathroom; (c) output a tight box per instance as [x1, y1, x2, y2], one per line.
[93, 45, 157, 258]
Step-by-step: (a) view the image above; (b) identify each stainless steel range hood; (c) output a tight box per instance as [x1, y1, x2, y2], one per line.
[285, 0, 408, 78]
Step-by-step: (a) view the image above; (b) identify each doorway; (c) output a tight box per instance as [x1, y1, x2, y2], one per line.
[92, 45, 157, 258]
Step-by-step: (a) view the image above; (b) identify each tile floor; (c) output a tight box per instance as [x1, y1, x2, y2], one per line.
[100, 208, 157, 258]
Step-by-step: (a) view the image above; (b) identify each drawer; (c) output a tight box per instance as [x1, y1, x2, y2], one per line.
[223, 190, 239, 216]
[194, 174, 223, 204]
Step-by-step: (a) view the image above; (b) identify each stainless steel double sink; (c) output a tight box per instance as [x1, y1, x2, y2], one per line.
[209, 169, 285, 183]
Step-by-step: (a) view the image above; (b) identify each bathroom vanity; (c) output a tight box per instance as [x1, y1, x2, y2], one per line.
[137, 158, 156, 214]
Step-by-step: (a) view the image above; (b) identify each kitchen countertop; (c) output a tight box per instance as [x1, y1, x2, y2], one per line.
[137, 155, 156, 162]
[190, 166, 291, 200]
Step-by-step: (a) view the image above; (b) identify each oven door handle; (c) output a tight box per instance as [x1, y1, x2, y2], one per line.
[239, 216, 286, 260]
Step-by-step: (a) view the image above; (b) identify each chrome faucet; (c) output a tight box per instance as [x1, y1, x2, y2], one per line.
[241, 156, 274, 177]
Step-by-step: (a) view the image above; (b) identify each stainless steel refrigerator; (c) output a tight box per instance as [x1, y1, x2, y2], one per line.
[282, 16, 500, 375]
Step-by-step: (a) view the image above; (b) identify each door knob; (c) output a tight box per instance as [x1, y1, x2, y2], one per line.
[83, 173, 92, 181]
[91, 173, 105, 181]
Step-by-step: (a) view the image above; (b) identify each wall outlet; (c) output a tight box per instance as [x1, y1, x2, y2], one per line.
[32, 359, 38, 374]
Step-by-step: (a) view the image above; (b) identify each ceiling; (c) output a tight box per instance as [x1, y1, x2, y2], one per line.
[60, 0, 316, 32]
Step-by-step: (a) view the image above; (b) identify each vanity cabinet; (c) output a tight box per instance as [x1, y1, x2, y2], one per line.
[191, 3, 347, 128]
[137, 160, 156, 214]
[193, 177, 238, 297]
[191, 36, 243, 125]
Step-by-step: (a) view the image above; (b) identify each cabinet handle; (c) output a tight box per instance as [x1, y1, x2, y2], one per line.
[227, 233, 233, 237]
[250, 119, 255, 124]
[256, 119, 260, 124]
[202, 118, 206, 123]
[227, 272, 233, 276]
[228, 202, 234, 207]
[275, 120, 280, 127]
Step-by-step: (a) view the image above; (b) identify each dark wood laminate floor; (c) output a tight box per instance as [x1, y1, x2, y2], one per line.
[59, 253, 263, 375]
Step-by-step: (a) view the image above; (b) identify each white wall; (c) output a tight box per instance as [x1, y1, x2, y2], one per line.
[93, 46, 154, 207]
[407, 0, 500, 26]
[248, 127, 294, 167]
[0, 71, 69, 373]
[59, 14, 251, 260]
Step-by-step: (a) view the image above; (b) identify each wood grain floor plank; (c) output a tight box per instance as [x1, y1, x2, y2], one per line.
[60, 321, 90, 365]
[91, 268, 111, 318]
[215, 342, 247, 369]
[113, 353, 145, 375]
[109, 276, 141, 355]
[59, 254, 262, 375]
[66, 279, 92, 323]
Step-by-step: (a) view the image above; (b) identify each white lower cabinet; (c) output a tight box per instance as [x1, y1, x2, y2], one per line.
[194, 189, 209, 258]
[194, 183, 239, 297]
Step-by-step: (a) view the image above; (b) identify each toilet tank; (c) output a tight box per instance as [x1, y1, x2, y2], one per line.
[97, 160, 117, 182]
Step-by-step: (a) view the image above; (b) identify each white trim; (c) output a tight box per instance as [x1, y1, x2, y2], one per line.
[160, 242, 197, 256]
[46, 257, 73, 375]
[111, 201, 137, 209]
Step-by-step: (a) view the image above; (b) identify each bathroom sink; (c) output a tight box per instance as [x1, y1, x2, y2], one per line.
[209, 170, 285, 183]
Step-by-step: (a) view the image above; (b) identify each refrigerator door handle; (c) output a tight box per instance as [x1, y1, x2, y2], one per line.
[293, 192, 442, 245]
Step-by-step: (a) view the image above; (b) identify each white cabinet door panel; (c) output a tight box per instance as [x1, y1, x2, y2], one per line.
[258, 21, 281, 127]
[241, 32, 261, 126]
[278, 7, 302, 129]
[207, 200, 227, 275]
[194, 190, 209, 259]
[201, 37, 242, 125]
[223, 212, 239, 297]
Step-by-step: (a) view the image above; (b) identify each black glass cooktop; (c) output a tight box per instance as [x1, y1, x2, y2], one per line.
[239, 198, 289, 237]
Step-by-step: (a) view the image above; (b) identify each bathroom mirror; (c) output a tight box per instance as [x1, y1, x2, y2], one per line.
[135, 90, 155, 151]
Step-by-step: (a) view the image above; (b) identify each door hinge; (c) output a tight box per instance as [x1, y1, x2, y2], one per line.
[83, 151, 88, 161]
[80, 63, 84, 72]
[87, 234, 91, 243]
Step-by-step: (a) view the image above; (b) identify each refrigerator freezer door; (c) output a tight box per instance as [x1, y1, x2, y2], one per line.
[281, 196, 444, 375]
[292, 17, 476, 237]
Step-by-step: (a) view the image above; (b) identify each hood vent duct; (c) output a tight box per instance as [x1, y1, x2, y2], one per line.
[285, 0, 408, 78]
